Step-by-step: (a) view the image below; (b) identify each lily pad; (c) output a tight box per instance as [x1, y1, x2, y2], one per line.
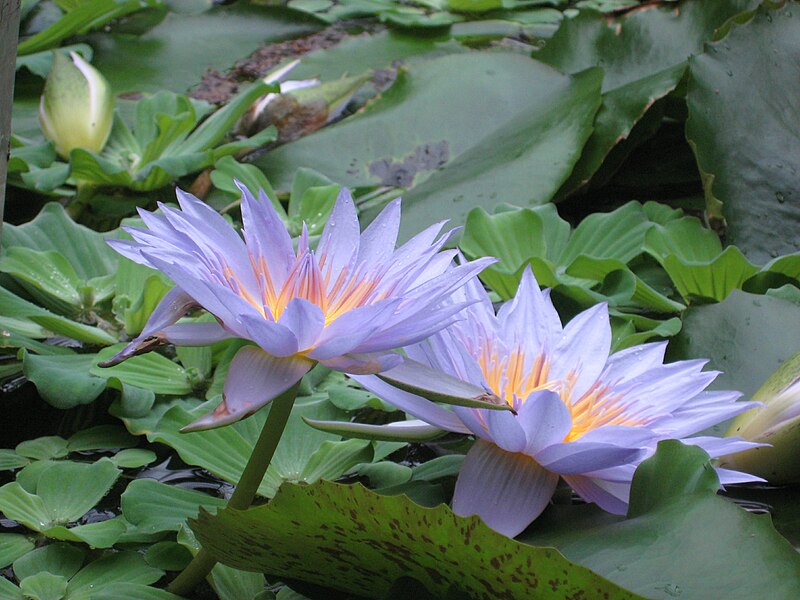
[191, 479, 641, 599]
[521, 441, 800, 600]
[256, 52, 602, 240]
[686, 2, 800, 262]
[536, 0, 759, 197]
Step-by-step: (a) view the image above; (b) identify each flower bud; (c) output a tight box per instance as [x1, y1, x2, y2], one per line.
[719, 351, 800, 483]
[38, 52, 114, 159]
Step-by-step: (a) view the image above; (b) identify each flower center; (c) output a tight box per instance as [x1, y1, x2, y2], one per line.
[225, 248, 386, 326]
[475, 339, 648, 442]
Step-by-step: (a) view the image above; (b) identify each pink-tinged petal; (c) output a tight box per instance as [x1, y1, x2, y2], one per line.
[516, 390, 572, 455]
[535, 441, 645, 475]
[183, 346, 313, 431]
[320, 352, 403, 375]
[277, 298, 325, 351]
[307, 300, 401, 360]
[238, 314, 299, 357]
[452, 440, 559, 537]
[160, 322, 236, 345]
[353, 374, 471, 433]
[715, 467, 766, 485]
[563, 474, 630, 515]
[485, 409, 526, 452]
[358, 198, 401, 265]
[316, 188, 360, 281]
[238, 183, 295, 288]
[497, 268, 561, 358]
[98, 288, 197, 366]
[549, 303, 611, 400]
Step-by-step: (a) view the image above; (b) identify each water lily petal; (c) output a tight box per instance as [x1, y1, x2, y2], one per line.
[320, 352, 403, 375]
[575, 426, 655, 447]
[316, 188, 360, 281]
[238, 183, 295, 288]
[354, 374, 472, 433]
[550, 303, 611, 400]
[535, 442, 645, 475]
[160, 322, 236, 345]
[601, 341, 668, 383]
[308, 300, 401, 360]
[183, 346, 312, 431]
[238, 314, 299, 357]
[277, 298, 325, 351]
[516, 390, 572, 455]
[563, 474, 630, 515]
[358, 197, 401, 265]
[715, 467, 766, 485]
[452, 439, 559, 537]
[486, 409, 527, 452]
[497, 268, 561, 358]
[98, 288, 197, 366]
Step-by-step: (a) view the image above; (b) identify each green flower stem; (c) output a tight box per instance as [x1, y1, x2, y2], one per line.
[168, 382, 301, 596]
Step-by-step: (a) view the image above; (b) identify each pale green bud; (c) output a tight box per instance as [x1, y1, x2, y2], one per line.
[38, 52, 114, 159]
[719, 350, 800, 483]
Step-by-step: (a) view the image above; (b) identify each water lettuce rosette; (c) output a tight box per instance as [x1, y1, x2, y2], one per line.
[101, 185, 494, 430]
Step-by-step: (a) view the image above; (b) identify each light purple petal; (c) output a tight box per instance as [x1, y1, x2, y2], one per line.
[575, 426, 656, 447]
[549, 303, 611, 401]
[497, 268, 561, 358]
[680, 436, 766, 458]
[715, 467, 766, 485]
[316, 188, 360, 281]
[563, 474, 630, 515]
[238, 183, 295, 289]
[485, 409, 527, 452]
[452, 439, 559, 537]
[238, 313, 299, 357]
[535, 441, 645, 475]
[277, 298, 325, 351]
[307, 300, 401, 360]
[320, 352, 403, 375]
[353, 374, 471, 433]
[183, 346, 313, 431]
[358, 198, 401, 265]
[161, 322, 236, 345]
[98, 288, 197, 366]
[601, 341, 668, 384]
[516, 390, 572, 455]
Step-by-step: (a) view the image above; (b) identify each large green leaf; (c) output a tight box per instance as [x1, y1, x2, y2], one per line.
[89, 3, 321, 94]
[686, 2, 800, 262]
[535, 0, 758, 197]
[521, 441, 800, 600]
[256, 52, 602, 239]
[93, 345, 193, 395]
[191, 479, 641, 599]
[121, 479, 226, 535]
[668, 290, 800, 406]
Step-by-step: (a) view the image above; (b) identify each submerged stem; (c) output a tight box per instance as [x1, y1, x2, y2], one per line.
[167, 382, 301, 596]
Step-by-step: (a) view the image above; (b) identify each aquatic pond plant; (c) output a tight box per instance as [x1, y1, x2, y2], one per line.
[4, 0, 800, 598]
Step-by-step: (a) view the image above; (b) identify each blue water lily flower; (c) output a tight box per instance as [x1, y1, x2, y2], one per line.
[103, 184, 494, 430]
[354, 268, 764, 537]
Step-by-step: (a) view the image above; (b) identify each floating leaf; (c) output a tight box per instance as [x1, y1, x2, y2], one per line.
[191, 479, 641, 599]
[687, 2, 800, 262]
[521, 441, 800, 600]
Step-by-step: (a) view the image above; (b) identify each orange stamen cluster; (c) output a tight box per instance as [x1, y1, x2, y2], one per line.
[226, 249, 386, 327]
[475, 338, 647, 442]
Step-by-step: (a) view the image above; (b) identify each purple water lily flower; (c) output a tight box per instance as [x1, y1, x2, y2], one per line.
[355, 268, 764, 537]
[103, 184, 493, 430]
